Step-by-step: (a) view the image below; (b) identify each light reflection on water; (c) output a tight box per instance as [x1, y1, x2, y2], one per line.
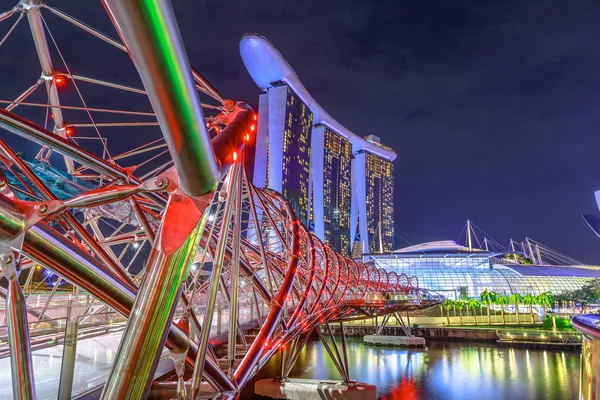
[247, 337, 580, 400]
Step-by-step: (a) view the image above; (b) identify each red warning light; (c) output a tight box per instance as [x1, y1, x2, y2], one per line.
[250, 124, 255, 132]
[245, 133, 250, 141]
[65, 127, 74, 136]
[232, 151, 238, 161]
[53, 74, 68, 87]
[253, 114, 257, 121]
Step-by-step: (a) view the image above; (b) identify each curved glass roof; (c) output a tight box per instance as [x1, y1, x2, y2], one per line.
[393, 240, 480, 254]
[372, 253, 599, 299]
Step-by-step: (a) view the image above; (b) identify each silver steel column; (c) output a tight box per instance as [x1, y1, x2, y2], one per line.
[102, 0, 220, 196]
[22, 0, 74, 173]
[1, 253, 36, 400]
[101, 195, 208, 399]
[58, 296, 79, 400]
[190, 164, 239, 397]
[227, 162, 243, 376]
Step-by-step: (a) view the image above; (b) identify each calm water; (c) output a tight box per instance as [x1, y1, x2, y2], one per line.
[245, 337, 581, 400]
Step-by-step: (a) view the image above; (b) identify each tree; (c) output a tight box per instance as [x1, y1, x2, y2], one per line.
[454, 299, 466, 325]
[496, 295, 510, 325]
[467, 298, 481, 325]
[480, 289, 498, 324]
[523, 293, 538, 323]
[509, 294, 523, 324]
[442, 299, 454, 325]
[536, 292, 554, 314]
[557, 280, 600, 313]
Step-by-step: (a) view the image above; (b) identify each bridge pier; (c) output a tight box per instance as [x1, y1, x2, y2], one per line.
[255, 378, 377, 400]
[364, 310, 426, 347]
[256, 322, 378, 399]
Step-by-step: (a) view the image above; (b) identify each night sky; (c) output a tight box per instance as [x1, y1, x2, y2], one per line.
[2, 0, 599, 263]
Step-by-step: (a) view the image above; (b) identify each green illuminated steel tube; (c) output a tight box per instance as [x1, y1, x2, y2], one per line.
[102, 0, 220, 196]
[101, 194, 208, 399]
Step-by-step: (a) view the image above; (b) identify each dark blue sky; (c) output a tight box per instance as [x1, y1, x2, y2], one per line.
[2, 0, 599, 262]
[175, 0, 600, 262]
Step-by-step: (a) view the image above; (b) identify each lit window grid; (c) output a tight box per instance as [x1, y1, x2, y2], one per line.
[281, 87, 313, 225]
[322, 128, 352, 256]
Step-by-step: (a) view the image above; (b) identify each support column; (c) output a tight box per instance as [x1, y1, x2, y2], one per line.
[1, 252, 36, 400]
[21, 0, 74, 172]
[228, 167, 243, 376]
[339, 322, 350, 382]
[190, 164, 240, 398]
[58, 296, 79, 400]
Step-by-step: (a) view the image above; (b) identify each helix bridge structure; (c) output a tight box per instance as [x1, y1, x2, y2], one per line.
[0, 1, 440, 398]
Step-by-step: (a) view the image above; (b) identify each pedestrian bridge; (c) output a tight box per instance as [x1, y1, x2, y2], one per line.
[0, 1, 441, 398]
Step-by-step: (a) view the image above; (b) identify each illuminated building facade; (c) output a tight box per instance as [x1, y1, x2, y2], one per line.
[252, 84, 313, 224]
[352, 135, 395, 254]
[312, 125, 352, 255]
[241, 34, 397, 256]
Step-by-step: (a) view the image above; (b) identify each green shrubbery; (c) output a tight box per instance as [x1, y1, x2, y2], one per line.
[542, 315, 574, 330]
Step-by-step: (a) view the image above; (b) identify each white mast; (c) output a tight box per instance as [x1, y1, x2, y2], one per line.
[466, 219, 473, 252]
[535, 243, 543, 265]
[526, 238, 537, 264]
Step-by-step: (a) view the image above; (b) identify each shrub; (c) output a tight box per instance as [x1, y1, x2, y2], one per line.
[542, 315, 574, 330]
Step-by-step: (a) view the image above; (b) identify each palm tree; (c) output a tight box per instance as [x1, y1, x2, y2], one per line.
[523, 293, 538, 323]
[454, 299, 466, 325]
[480, 289, 498, 324]
[536, 291, 554, 315]
[496, 295, 510, 325]
[467, 298, 481, 325]
[509, 294, 523, 324]
[442, 299, 454, 325]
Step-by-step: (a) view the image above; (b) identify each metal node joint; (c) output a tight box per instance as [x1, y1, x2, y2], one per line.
[0, 251, 19, 279]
